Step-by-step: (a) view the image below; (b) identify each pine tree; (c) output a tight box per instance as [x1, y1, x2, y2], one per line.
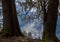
[1, 0, 24, 37]
[42, 0, 59, 42]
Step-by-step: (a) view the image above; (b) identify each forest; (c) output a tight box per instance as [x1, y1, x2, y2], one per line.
[0, 0, 60, 42]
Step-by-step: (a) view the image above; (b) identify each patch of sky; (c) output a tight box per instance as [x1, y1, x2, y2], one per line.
[30, 7, 37, 13]
[16, 0, 26, 3]
[16, 3, 43, 39]
[56, 16, 60, 34]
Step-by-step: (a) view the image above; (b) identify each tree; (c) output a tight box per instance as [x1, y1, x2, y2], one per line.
[42, 0, 59, 42]
[1, 0, 24, 37]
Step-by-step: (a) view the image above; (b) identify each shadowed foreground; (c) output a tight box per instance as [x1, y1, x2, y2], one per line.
[0, 36, 60, 42]
[0, 36, 42, 42]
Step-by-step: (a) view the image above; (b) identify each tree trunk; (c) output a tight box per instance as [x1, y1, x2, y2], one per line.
[43, 0, 59, 42]
[1, 0, 24, 37]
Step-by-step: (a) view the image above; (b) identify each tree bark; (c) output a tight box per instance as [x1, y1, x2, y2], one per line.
[1, 0, 24, 37]
[43, 0, 59, 42]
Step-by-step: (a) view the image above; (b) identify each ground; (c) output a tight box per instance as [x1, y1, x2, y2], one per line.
[0, 36, 42, 42]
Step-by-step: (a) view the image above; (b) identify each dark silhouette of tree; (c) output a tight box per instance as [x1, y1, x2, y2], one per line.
[1, 0, 24, 37]
[42, 0, 59, 42]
